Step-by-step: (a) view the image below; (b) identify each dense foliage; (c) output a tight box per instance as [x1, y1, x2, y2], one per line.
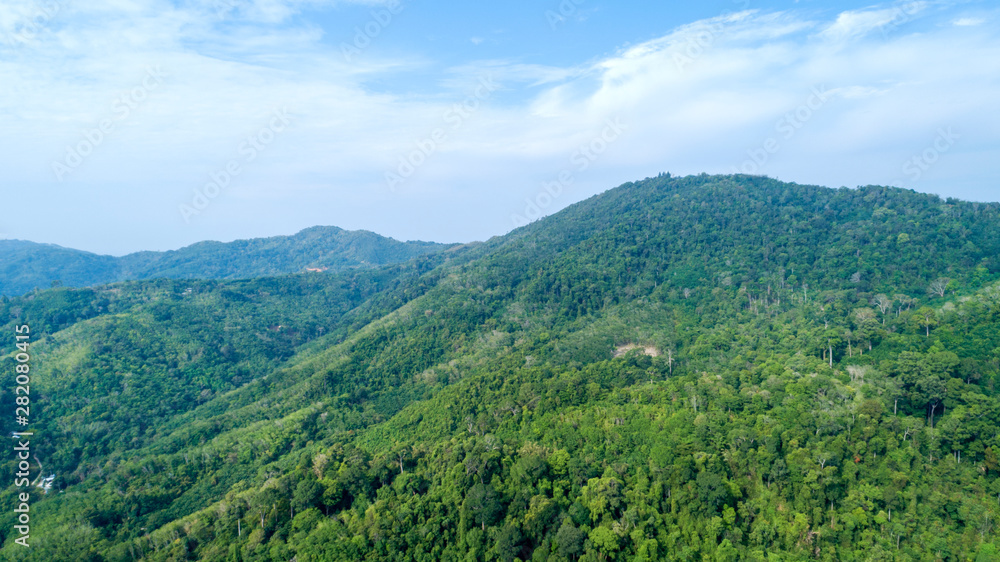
[0, 226, 450, 297]
[1, 174, 999, 560]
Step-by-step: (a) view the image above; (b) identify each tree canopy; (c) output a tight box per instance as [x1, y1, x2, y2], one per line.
[2, 174, 1000, 560]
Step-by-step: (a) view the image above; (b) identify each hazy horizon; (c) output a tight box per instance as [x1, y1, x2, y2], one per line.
[4, 173, 1000, 257]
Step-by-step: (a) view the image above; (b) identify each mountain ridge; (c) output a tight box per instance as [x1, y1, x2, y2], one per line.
[0, 225, 454, 297]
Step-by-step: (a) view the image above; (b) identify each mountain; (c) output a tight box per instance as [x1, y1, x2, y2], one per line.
[2, 174, 1000, 560]
[0, 240, 120, 296]
[0, 226, 451, 297]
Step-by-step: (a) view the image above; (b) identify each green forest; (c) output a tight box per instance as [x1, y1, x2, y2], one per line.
[0, 226, 448, 297]
[2, 174, 1000, 560]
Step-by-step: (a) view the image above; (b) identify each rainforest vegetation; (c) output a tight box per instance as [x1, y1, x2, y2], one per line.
[2, 174, 999, 561]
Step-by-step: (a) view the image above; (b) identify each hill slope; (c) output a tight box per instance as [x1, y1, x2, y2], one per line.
[2, 174, 1000, 560]
[0, 226, 451, 297]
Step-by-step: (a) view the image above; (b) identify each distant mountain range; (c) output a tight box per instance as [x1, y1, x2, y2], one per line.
[0, 226, 452, 296]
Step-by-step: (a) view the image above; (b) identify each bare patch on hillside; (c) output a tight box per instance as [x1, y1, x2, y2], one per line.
[613, 344, 661, 358]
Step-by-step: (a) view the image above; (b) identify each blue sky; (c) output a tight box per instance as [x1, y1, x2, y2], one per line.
[1, 0, 998, 254]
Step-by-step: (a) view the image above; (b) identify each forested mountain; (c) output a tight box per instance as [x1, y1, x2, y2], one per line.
[0, 240, 120, 297]
[3, 174, 1000, 561]
[0, 226, 450, 297]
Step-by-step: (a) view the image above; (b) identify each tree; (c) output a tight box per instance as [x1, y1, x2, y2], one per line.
[929, 278, 949, 298]
[960, 358, 985, 385]
[894, 294, 915, 316]
[462, 483, 502, 531]
[696, 470, 733, 515]
[872, 294, 892, 324]
[291, 479, 323, 515]
[854, 308, 876, 324]
[589, 526, 620, 560]
[891, 351, 954, 425]
[492, 524, 523, 562]
[581, 476, 624, 521]
[854, 308, 879, 351]
[555, 518, 585, 559]
[977, 543, 999, 562]
[768, 458, 788, 488]
[912, 307, 938, 337]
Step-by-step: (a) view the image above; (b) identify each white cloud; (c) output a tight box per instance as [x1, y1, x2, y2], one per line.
[820, 2, 929, 41]
[1, 0, 998, 252]
[825, 85, 892, 99]
[953, 17, 985, 26]
[188, 0, 400, 23]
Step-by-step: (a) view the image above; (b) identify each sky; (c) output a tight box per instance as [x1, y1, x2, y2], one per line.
[1, 0, 998, 255]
